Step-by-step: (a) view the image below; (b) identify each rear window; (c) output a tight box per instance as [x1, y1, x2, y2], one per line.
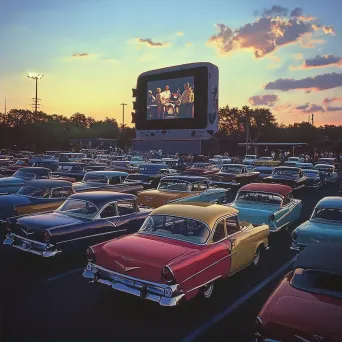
[236, 191, 282, 205]
[291, 268, 342, 299]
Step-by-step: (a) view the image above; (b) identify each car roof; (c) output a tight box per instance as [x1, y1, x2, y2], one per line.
[274, 166, 301, 171]
[161, 175, 208, 182]
[239, 183, 292, 197]
[19, 167, 51, 172]
[24, 179, 72, 188]
[315, 196, 342, 209]
[151, 202, 238, 228]
[85, 170, 128, 177]
[69, 191, 136, 208]
[294, 242, 342, 276]
[315, 164, 334, 168]
[254, 166, 275, 170]
[303, 169, 319, 173]
[222, 164, 244, 167]
[139, 163, 168, 167]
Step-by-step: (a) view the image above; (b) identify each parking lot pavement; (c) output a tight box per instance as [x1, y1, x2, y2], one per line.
[0, 185, 339, 341]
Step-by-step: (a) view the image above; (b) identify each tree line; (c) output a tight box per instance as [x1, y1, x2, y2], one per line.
[0, 107, 341, 152]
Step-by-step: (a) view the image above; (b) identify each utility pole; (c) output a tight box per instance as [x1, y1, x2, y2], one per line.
[120, 103, 127, 127]
[311, 113, 314, 126]
[4, 96, 7, 114]
[27, 73, 43, 114]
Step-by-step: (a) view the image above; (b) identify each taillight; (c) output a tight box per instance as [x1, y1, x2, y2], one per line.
[86, 247, 96, 263]
[162, 266, 175, 284]
[44, 230, 51, 243]
[254, 317, 265, 339]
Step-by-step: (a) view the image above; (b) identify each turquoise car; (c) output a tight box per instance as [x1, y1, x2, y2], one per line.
[230, 183, 302, 233]
[291, 197, 342, 251]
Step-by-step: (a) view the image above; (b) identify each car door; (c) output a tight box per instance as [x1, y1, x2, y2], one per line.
[113, 200, 144, 233]
[223, 215, 253, 275]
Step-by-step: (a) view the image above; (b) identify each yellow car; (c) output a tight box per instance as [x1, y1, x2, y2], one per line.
[254, 157, 281, 167]
[136, 175, 227, 208]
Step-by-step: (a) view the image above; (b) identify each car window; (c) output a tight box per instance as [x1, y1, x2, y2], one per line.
[226, 216, 240, 235]
[117, 200, 135, 215]
[110, 176, 121, 185]
[212, 219, 227, 242]
[197, 182, 208, 191]
[100, 203, 117, 218]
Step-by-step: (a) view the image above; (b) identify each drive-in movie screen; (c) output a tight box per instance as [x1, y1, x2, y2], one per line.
[146, 76, 195, 120]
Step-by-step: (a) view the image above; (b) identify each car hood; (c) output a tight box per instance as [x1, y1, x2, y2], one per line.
[0, 195, 30, 221]
[72, 182, 102, 192]
[14, 212, 86, 232]
[136, 189, 193, 208]
[295, 220, 342, 245]
[270, 295, 342, 340]
[96, 234, 199, 283]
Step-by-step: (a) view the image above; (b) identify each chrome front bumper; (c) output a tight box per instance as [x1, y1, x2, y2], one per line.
[84, 263, 185, 307]
[3, 233, 61, 257]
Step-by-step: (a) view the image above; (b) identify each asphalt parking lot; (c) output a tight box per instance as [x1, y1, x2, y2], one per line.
[0, 184, 340, 342]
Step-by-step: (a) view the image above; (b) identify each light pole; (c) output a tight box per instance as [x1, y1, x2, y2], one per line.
[120, 103, 127, 127]
[27, 73, 43, 113]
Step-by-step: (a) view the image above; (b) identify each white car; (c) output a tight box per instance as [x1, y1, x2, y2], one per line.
[243, 155, 257, 165]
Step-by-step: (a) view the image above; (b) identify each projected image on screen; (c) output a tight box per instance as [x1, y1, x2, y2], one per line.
[146, 76, 195, 120]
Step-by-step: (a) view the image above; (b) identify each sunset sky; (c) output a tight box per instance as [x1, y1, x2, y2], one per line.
[1, 0, 342, 126]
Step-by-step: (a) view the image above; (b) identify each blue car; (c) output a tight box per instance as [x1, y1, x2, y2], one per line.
[291, 197, 342, 251]
[0, 167, 52, 195]
[230, 183, 302, 233]
[253, 166, 275, 181]
[0, 179, 73, 224]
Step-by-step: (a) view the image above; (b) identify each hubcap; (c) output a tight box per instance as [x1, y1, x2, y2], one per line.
[203, 283, 214, 299]
[253, 248, 260, 265]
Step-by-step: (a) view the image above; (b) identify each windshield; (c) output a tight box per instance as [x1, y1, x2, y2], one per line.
[83, 174, 108, 183]
[245, 155, 256, 159]
[17, 186, 50, 198]
[158, 180, 191, 192]
[303, 170, 320, 177]
[312, 207, 342, 222]
[273, 169, 299, 178]
[15, 160, 26, 165]
[139, 215, 210, 244]
[13, 169, 37, 180]
[57, 199, 98, 218]
[236, 191, 282, 205]
[316, 166, 334, 172]
[221, 165, 242, 174]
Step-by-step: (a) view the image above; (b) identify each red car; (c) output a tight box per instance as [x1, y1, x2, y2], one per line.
[84, 202, 269, 306]
[255, 242, 342, 342]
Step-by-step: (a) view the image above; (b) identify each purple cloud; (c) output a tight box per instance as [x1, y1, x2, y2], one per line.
[137, 38, 168, 47]
[265, 73, 342, 91]
[326, 106, 342, 111]
[248, 94, 279, 106]
[303, 55, 342, 68]
[296, 103, 325, 113]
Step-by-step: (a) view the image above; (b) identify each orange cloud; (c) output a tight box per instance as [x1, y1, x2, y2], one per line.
[323, 97, 342, 105]
[248, 94, 279, 106]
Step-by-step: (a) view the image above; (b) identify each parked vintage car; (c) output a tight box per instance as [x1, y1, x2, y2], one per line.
[291, 197, 342, 252]
[295, 162, 314, 170]
[0, 158, 31, 176]
[138, 163, 178, 177]
[210, 164, 260, 188]
[314, 164, 339, 184]
[72, 171, 143, 194]
[318, 157, 338, 168]
[183, 163, 219, 176]
[263, 166, 307, 190]
[254, 157, 281, 167]
[108, 161, 137, 173]
[230, 183, 302, 233]
[242, 155, 257, 165]
[83, 202, 269, 306]
[302, 169, 322, 189]
[255, 242, 342, 342]
[253, 166, 275, 181]
[136, 175, 227, 208]
[284, 161, 298, 167]
[52, 162, 87, 181]
[0, 179, 73, 224]
[0, 167, 53, 195]
[32, 160, 59, 172]
[123, 173, 160, 189]
[3, 192, 151, 258]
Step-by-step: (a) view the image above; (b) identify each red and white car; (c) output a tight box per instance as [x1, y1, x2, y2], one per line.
[83, 202, 269, 306]
[255, 242, 342, 342]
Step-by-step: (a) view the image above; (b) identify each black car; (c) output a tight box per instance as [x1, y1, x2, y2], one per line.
[52, 162, 87, 181]
[4, 192, 152, 258]
[263, 166, 307, 190]
[302, 169, 322, 189]
[33, 160, 59, 171]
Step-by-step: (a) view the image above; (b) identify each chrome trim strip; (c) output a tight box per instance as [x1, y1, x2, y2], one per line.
[7, 233, 47, 246]
[182, 253, 233, 284]
[186, 275, 222, 293]
[56, 229, 127, 245]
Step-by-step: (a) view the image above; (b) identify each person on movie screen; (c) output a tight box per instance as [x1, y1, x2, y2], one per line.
[160, 85, 172, 117]
[147, 90, 156, 119]
[155, 88, 163, 119]
[178, 82, 194, 118]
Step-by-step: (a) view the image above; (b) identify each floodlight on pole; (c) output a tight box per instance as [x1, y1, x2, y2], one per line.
[27, 73, 44, 113]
